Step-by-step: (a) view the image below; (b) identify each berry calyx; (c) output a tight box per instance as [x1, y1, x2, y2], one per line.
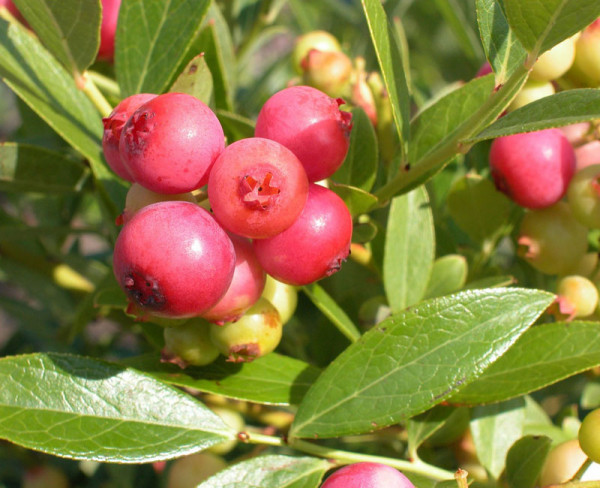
[255, 85, 353, 182]
[320, 462, 415, 488]
[551, 275, 599, 320]
[113, 201, 235, 318]
[253, 183, 353, 286]
[102, 93, 157, 181]
[489, 129, 576, 209]
[208, 137, 309, 239]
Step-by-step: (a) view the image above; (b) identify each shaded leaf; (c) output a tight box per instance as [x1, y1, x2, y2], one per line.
[476, 0, 527, 83]
[332, 106, 378, 192]
[468, 89, 600, 143]
[424, 255, 468, 299]
[384, 185, 435, 312]
[0, 353, 233, 462]
[290, 288, 554, 439]
[361, 0, 410, 156]
[470, 398, 526, 479]
[216, 109, 255, 142]
[503, 0, 600, 55]
[407, 406, 455, 455]
[169, 53, 213, 106]
[0, 143, 89, 193]
[302, 283, 361, 343]
[329, 182, 378, 217]
[450, 321, 600, 405]
[124, 352, 320, 406]
[116, 0, 211, 96]
[197, 455, 330, 488]
[447, 173, 512, 242]
[13, 0, 101, 75]
[505, 435, 552, 488]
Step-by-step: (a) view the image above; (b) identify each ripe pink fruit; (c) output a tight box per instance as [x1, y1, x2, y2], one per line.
[255, 85, 352, 182]
[113, 201, 235, 318]
[208, 137, 309, 239]
[120, 92, 225, 194]
[253, 183, 352, 286]
[201, 234, 266, 324]
[98, 0, 121, 62]
[320, 463, 415, 488]
[102, 93, 157, 182]
[489, 129, 576, 209]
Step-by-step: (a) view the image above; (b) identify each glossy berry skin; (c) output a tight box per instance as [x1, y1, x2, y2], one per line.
[120, 92, 225, 194]
[554, 275, 599, 320]
[253, 184, 352, 286]
[489, 129, 576, 209]
[201, 234, 266, 324]
[255, 86, 353, 182]
[209, 297, 282, 362]
[162, 318, 220, 368]
[302, 49, 353, 98]
[507, 79, 554, 111]
[517, 202, 588, 276]
[98, 0, 121, 62]
[208, 137, 309, 239]
[261, 275, 298, 325]
[320, 463, 415, 488]
[529, 36, 576, 82]
[579, 408, 600, 464]
[102, 93, 157, 182]
[113, 201, 235, 318]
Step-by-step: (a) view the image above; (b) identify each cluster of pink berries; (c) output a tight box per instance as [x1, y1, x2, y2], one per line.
[103, 86, 353, 364]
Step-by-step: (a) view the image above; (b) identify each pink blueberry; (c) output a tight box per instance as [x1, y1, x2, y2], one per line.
[320, 463, 415, 488]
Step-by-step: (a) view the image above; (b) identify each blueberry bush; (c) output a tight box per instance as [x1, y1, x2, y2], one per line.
[1, 1, 600, 487]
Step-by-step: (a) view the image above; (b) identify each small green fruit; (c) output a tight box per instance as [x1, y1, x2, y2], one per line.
[162, 318, 220, 368]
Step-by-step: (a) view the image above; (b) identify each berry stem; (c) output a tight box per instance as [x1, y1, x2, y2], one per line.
[573, 458, 594, 481]
[80, 71, 113, 118]
[373, 63, 530, 205]
[243, 431, 454, 481]
[87, 70, 122, 99]
[454, 468, 469, 488]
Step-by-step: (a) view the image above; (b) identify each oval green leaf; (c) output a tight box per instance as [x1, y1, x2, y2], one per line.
[116, 0, 211, 96]
[504, 0, 600, 56]
[329, 182, 378, 217]
[424, 254, 468, 299]
[505, 435, 552, 488]
[169, 53, 214, 106]
[383, 185, 435, 312]
[13, 0, 101, 76]
[197, 455, 330, 488]
[290, 288, 554, 439]
[123, 352, 321, 406]
[450, 321, 600, 405]
[0, 353, 233, 462]
[468, 89, 600, 143]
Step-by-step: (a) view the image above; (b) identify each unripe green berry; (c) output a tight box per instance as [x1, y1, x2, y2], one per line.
[301, 49, 353, 98]
[121, 183, 196, 224]
[209, 297, 282, 363]
[529, 36, 576, 81]
[567, 164, 600, 228]
[554, 275, 599, 320]
[207, 406, 245, 455]
[261, 275, 298, 325]
[579, 408, 600, 464]
[573, 19, 600, 85]
[508, 79, 555, 111]
[517, 202, 588, 275]
[292, 30, 341, 74]
[162, 318, 220, 368]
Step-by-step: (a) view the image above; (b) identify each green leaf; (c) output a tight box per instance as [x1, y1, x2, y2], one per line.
[361, 0, 410, 156]
[302, 283, 361, 343]
[329, 182, 378, 217]
[410, 75, 494, 167]
[470, 398, 526, 479]
[123, 352, 320, 406]
[447, 173, 512, 242]
[424, 254, 468, 299]
[383, 185, 435, 312]
[216, 109, 255, 142]
[503, 0, 600, 55]
[196, 3, 236, 111]
[0, 353, 233, 462]
[290, 288, 554, 439]
[0, 143, 89, 193]
[332, 107, 378, 192]
[407, 406, 456, 455]
[12, 0, 101, 75]
[468, 89, 600, 143]
[505, 435, 552, 488]
[450, 321, 600, 405]
[435, 0, 482, 63]
[476, 0, 527, 83]
[169, 53, 213, 106]
[0, 19, 124, 217]
[197, 455, 330, 488]
[116, 0, 211, 96]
